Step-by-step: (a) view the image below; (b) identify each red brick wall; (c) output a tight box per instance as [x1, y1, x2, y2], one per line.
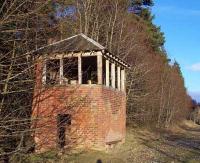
[32, 60, 126, 151]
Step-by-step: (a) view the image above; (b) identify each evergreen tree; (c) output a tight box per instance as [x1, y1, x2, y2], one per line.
[130, 0, 165, 51]
[131, 0, 153, 6]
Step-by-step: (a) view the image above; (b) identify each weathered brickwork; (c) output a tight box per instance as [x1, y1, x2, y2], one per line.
[32, 61, 126, 151]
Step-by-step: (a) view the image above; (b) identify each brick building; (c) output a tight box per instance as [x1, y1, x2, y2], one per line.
[32, 34, 130, 151]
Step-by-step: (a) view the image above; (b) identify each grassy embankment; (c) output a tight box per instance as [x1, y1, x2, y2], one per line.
[11, 121, 200, 163]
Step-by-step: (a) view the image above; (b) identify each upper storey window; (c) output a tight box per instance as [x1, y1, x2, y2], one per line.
[63, 58, 78, 84]
[82, 56, 97, 84]
[46, 59, 60, 85]
[42, 54, 126, 92]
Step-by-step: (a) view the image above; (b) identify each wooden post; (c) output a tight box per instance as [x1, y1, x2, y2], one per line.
[42, 59, 46, 85]
[78, 55, 82, 84]
[60, 58, 63, 84]
[97, 55, 103, 85]
[106, 60, 110, 87]
[121, 69, 125, 91]
[111, 63, 115, 88]
[117, 66, 121, 90]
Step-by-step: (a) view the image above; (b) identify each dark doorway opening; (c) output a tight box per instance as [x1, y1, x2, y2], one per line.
[57, 114, 71, 149]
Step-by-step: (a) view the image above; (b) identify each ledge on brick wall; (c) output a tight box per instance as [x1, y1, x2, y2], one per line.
[41, 84, 126, 94]
[105, 129, 123, 145]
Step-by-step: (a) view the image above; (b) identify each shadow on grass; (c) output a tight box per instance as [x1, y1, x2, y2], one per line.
[136, 125, 200, 162]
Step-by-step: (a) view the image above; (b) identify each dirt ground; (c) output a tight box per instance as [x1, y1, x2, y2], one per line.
[123, 121, 200, 163]
[16, 120, 200, 163]
[107, 120, 200, 163]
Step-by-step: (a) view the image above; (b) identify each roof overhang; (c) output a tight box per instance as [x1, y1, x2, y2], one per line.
[28, 33, 131, 69]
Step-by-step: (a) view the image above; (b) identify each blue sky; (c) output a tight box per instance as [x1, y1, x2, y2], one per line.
[152, 0, 200, 102]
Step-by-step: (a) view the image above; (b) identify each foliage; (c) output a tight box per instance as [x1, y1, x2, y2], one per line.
[130, 0, 154, 7]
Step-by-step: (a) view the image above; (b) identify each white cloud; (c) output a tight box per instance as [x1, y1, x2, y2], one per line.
[188, 63, 200, 72]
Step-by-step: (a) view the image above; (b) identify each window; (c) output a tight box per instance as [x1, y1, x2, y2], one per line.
[102, 57, 106, 85]
[46, 59, 60, 85]
[43, 55, 118, 87]
[115, 66, 118, 89]
[82, 56, 97, 84]
[63, 58, 78, 84]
